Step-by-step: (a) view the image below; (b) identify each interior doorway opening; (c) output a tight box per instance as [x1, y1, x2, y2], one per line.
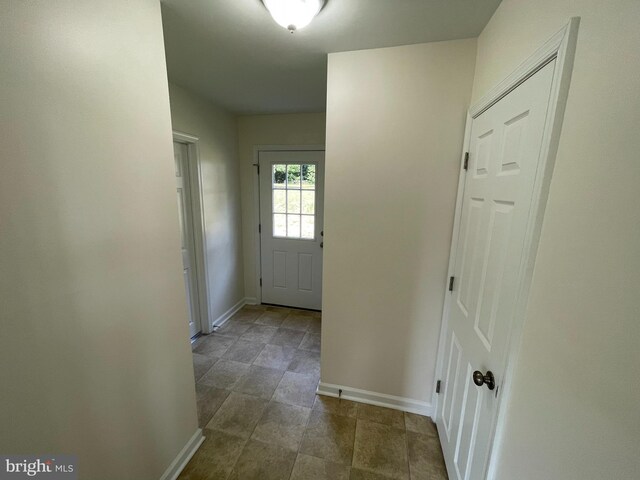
[173, 132, 211, 339]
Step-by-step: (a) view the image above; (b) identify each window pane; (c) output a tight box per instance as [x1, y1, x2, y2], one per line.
[273, 214, 286, 237]
[302, 164, 316, 189]
[273, 164, 286, 187]
[301, 215, 315, 239]
[287, 164, 301, 187]
[301, 190, 315, 214]
[273, 190, 286, 213]
[287, 214, 301, 238]
[287, 189, 300, 214]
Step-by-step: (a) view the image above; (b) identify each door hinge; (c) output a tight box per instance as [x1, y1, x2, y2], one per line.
[259, 278, 262, 287]
[254, 163, 260, 175]
[463, 152, 469, 170]
[436, 380, 442, 394]
[448, 276, 455, 292]
[259, 224, 262, 234]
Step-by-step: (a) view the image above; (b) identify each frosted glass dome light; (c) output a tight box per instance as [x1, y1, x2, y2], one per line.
[263, 0, 325, 32]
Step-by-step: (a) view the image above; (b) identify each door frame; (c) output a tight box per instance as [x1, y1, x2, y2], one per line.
[432, 18, 580, 479]
[173, 131, 212, 334]
[251, 145, 326, 304]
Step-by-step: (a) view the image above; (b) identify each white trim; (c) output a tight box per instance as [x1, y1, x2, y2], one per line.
[158, 428, 204, 480]
[317, 382, 433, 417]
[173, 131, 199, 144]
[244, 296, 259, 305]
[469, 18, 578, 119]
[173, 131, 212, 335]
[431, 111, 474, 413]
[432, 17, 580, 480]
[251, 145, 326, 303]
[210, 298, 246, 329]
[486, 17, 580, 480]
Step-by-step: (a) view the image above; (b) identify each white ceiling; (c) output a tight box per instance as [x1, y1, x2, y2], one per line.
[161, 0, 501, 114]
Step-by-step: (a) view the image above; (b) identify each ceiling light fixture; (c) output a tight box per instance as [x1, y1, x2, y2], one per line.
[263, 0, 325, 33]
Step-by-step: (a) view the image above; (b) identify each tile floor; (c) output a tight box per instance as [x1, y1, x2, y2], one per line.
[180, 304, 448, 480]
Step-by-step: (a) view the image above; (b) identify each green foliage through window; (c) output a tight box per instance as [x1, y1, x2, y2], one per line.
[273, 164, 315, 187]
[273, 165, 286, 184]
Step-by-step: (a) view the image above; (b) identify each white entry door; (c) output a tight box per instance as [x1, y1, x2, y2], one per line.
[259, 150, 325, 310]
[173, 141, 201, 338]
[436, 61, 556, 479]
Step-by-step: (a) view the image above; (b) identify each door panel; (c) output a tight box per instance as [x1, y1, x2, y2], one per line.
[437, 61, 556, 480]
[259, 151, 324, 310]
[173, 141, 201, 338]
[273, 250, 287, 288]
[298, 253, 313, 291]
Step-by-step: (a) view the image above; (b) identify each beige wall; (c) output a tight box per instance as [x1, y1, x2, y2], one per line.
[169, 83, 245, 326]
[237, 113, 326, 299]
[322, 39, 477, 405]
[0, 2, 198, 479]
[471, 1, 640, 478]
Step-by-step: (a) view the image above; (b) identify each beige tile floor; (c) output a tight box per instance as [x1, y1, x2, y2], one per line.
[180, 305, 448, 480]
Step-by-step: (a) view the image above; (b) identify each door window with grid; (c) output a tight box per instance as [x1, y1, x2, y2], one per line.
[271, 164, 316, 239]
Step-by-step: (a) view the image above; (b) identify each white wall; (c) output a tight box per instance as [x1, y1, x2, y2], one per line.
[471, 1, 640, 478]
[0, 2, 198, 479]
[322, 39, 477, 405]
[168, 83, 245, 326]
[237, 113, 326, 300]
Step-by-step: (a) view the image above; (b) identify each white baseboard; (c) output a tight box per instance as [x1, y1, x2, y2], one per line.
[317, 382, 433, 417]
[210, 298, 246, 329]
[159, 428, 204, 480]
[244, 296, 258, 305]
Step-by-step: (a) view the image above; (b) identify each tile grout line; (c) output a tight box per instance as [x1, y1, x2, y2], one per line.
[351, 402, 360, 474]
[404, 412, 412, 480]
[192, 306, 323, 479]
[197, 309, 264, 478]
[286, 308, 319, 479]
[219, 307, 292, 480]
[225, 307, 318, 480]
[196, 306, 444, 479]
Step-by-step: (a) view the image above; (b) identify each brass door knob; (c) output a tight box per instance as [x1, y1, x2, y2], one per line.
[472, 370, 496, 390]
